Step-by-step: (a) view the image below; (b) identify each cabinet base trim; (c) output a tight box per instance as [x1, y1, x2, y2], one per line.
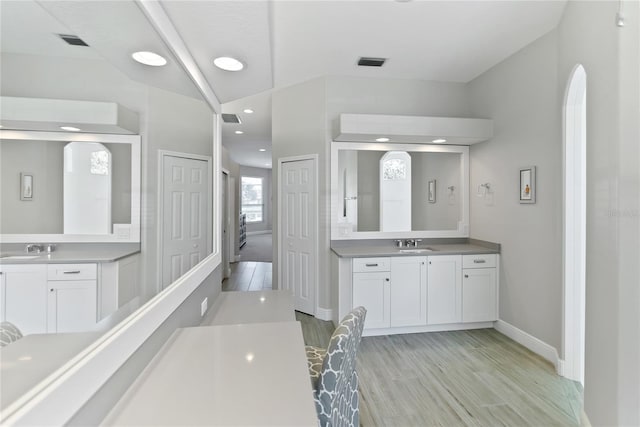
[315, 307, 333, 322]
[363, 321, 494, 337]
[494, 319, 560, 371]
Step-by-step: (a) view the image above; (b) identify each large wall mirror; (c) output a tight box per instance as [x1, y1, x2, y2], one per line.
[331, 142, 469, 239]
[0, 0, 219, 422]
[0, 130, 140, 243]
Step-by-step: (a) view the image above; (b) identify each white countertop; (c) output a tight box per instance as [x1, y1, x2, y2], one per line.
[103, 322, 317, 426]
[204, 290, 296, 325]
[331, 242, 498, 258]
[0, 246, 140, 264]
[0, 332, 100, 411]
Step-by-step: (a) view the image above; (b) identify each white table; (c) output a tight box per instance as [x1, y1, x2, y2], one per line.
[204, 290, 296, 325]
[103, 321, 317, 426]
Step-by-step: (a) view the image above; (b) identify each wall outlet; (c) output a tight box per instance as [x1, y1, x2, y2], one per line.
[201, 297, 208, 316]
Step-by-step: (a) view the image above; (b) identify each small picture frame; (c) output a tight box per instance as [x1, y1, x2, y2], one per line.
[428, 180, 436, 203]
[519, 167, 536, 204]
[20, 173, 34, 201]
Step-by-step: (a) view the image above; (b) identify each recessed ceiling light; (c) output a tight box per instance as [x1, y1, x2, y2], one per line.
[259, 148, 266, 152]
[235, 130, 244, 135]
[243, 109, 254, 114]
[132, 51, 167, 67]
[432, 138, 447, 143]
[376, 137, 390, 142]
[60, 126, 81, 132]
[214, 56, 244, 71]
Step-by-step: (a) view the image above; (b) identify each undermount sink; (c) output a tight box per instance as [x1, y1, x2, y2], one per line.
[0, 255, 41, 260]
[398, 248, 435, 254]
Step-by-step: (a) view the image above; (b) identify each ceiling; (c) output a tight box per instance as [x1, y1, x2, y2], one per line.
[0, 0, 567, 169]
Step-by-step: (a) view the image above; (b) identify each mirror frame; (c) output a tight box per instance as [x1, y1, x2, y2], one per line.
[331, 141, 469, 240]
[0, 129, 141, 243]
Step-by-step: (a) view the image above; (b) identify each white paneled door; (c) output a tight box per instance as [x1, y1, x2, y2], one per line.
[281, 159, 317, 315]
[162, 155, 209, 289]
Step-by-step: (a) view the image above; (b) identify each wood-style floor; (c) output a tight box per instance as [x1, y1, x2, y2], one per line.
[224, 263, 583, 426]
[221, 262, 272, 291]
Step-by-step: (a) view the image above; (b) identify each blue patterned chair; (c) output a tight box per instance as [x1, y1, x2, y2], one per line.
[305, 306, 367, 427]
[0, 321, 23, 347]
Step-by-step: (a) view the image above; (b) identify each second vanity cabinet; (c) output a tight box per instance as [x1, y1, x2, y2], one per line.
[0, 254, 139, 335]
[47, 264, 97, 333]
[345, 252, 498, 335]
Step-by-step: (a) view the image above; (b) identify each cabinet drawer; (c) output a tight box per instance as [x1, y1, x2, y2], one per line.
[352, 257, 390, 273]
[47, 264, 97, 281]
[462, 254, 496, 269]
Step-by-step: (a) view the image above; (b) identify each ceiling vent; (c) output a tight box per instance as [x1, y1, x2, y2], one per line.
[58, 34, 89, 47]
[357, 57, 386, 67]
[222, 113, 241, 124]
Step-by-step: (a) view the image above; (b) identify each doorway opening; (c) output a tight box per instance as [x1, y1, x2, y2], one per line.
[563, 64, 587, 385]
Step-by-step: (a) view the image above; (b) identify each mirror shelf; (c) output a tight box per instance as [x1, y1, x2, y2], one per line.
[331, 141, 469, 240]
[0, 129, 141, 243]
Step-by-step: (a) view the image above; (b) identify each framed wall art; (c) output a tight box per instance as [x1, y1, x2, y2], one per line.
[519, 166, 536, 204]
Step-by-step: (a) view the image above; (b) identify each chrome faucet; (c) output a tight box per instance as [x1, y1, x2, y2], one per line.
[394, 239, 404, 248]
[404, 239, 423, 248]
[26, 244, 44, 253]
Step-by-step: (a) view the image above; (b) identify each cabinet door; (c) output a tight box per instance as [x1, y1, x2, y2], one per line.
[353, 272, 390, 329]
[0, 265, 48, 334]
[427, 255, 462, 325]
[390, 256, 427, 327]
[48, 281, 97, 333]
[462, 268, 497, 322]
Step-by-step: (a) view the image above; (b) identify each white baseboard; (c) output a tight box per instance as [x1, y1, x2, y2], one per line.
[494, 319, 560, 370]
[246, 230, 272, 236]
[315, 307, 333, 322]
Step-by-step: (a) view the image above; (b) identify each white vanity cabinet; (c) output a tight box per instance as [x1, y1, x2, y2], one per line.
[352, 258, 391, 329]
[0, 264, 48, 335]
[0, 254, 139, 335]
[336, 249, 499, 336]
[427, 255, 462, 325]
[390, 256, 427, 327]
[47, 264, 97, 333]
[462, 254, 498, 322]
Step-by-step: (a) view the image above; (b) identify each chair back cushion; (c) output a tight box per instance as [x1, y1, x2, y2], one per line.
[0, 321, 23, 347]
[315, 306, 366, 427]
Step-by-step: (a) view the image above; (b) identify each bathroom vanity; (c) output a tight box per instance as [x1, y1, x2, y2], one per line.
[331, 240, 499, 336]
[0, 245, 140, 335]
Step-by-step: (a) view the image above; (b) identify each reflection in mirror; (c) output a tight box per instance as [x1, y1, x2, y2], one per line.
[339, 150, 463, 232]
[332, 141, 469, 239]
[0, 139, 131, 235]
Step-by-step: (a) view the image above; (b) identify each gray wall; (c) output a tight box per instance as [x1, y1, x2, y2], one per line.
[467, 29, 563, 355]
[357, 150, 382, 231]
[272, 77, 327, 301]
[412, 152, 461, 231]
[468, 1, 640, 424]
[557, 1, 639, 424]
[239, 165, 273, 233]
[0, 140, 131, 234]
[222, 145, 241, 258]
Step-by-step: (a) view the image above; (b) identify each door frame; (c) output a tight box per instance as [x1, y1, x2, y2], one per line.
[277, 154, 319, 316]
[157, 150, 213, 290]
[221, 168, 232, 278]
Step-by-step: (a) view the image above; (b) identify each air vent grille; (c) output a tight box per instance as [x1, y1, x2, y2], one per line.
[357, 57, 386, 67]
[222, 114, 241, 124]
[58, 34, 89, 47]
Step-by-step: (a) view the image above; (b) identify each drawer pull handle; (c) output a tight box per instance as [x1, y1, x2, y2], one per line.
[473, 259, 486, 264]
[464, 274, 469, 278]
[63, 270, 81, 274]
[385, 278, 390, 282]
[365, 263, 379, 267]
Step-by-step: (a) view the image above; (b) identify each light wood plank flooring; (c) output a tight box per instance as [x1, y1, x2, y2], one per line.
[222, 262, 272, 291]
[295, 312, 582, 427]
